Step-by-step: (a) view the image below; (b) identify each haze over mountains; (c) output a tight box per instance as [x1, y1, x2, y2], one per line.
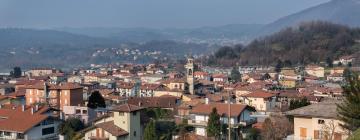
[0, 0, 360, 71]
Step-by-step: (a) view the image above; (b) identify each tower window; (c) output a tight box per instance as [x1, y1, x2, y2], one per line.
[188, 69, 193, 76]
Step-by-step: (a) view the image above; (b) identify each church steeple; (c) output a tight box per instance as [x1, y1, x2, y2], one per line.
[185, 57, 194, 94]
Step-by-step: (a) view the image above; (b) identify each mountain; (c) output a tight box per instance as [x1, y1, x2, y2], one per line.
[208, 21, 360, 67]
[261, 0, 360, 35]
[55, 24, 264, 45]
[0, 28, 219, 71]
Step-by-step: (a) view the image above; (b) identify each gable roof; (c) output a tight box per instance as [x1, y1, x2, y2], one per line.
[241, 91, 275, 98]
[286, 100, 340, 119]
[0, 105, 51, 133]
[190, 103, 254, 117]
[127, 96, 178, 109]
[110, 104, 144, 112]
[95, 121, 129, 137]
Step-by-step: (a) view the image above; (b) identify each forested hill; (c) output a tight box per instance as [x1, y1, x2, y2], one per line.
[207, 21, 360, 67]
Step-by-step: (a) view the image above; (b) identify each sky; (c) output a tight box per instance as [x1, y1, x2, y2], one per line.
[0, 0, 330, 29]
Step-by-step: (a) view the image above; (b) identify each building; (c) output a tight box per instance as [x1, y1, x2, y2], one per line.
[25, 82, 83, 110]
[212, 73, 228, 83]
[279, 78, 297, 89]
[333, 55, 354, 65]
[185, 57, 195, 94]
[194, 71, 210, 81]
[305, 65, 325, 78]
[82, 104, 144, 140]
[25, 68, 56, 77]
[239, 91, 277, 112]
[0, 104, 60, 140]
[188, 103, 256, 137]
[327, 73, 344, 82]
[62, 105, 97, 124]
[116, 82, 137, 97]
[287, 101, 348, 140]
[139, 84, 161, 97]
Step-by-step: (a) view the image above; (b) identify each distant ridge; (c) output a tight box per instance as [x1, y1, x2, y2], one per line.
[260, 0, 360, 35]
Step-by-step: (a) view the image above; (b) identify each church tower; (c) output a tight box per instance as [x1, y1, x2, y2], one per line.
[185, 57, 194, 94]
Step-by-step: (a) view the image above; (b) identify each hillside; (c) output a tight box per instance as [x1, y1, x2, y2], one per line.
[260, 0, 360, 35]
[0, 29, 218, 71]
[207, 21, 360, 67]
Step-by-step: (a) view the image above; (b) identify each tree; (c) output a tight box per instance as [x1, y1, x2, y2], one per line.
[261, 114, 292, 140]
[246, 128, 260, 140]
[144, 120, 158, 140]
[10, 67, 22, 78]
[262, 73, 271, 80]
[337, 72, 360, 132]
[206, 108, 221, 138]
[87, 91, 106, 109]
[348, 128, 360, 140]
[230, 67, 241, 82]
[320, 120, 337, 140]
[275, 60, 283, 73]
[326, 57, 333, 67]
[58, 118, 85, 140]
[289, 98, 310, 110]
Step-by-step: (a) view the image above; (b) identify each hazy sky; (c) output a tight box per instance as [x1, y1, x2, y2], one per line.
[0, 0, 330, 29]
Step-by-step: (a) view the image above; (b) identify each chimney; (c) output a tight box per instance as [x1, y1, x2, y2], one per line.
[35, 104, 39, 112]
[205, 98, 209, 104]
[31, 107, 35, 114]
[22, 105, 25, 112]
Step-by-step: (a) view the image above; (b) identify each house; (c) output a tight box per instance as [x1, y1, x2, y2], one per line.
[194, 71, 210, 81]
[330, 67, 345, 75]
[67, 75, 84, 84]
[287, 100, 348, 140]
[25, 82, 84, 110]
[140, 74, 167, 84]
[25, 68, 57, 77]
[116, 82, 137, 97]
[327, 73, 344, 82]
[305, 65, 325, 78]
[279, 78, 297, 88]
[0, 84, 15, 95]
[82, 104, 144, 140]
[0, 104, 60, 140]
[188, 102, 256, 137]
[212, 74, 228, 83]
[62, 105, 97, 124]
[127, 96, 180, 110]
[161, 78, 186, 91]
[333, 55, 354, 65]
[239, 91, 277, 112]
[139, 84, 161, 97]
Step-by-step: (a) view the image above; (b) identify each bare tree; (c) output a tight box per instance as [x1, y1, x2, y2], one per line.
[261, 113, 293, 140]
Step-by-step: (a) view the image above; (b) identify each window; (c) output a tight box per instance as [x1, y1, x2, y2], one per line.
[76, 109, 81, 114]
[133, 112, 137, 116]
[4, 132, 11, 136]
[133, 131, 136, 136]
[119, 112, 124, 116]
[318, 119, 325, 124]
[82, 110, 88, 114]
[17, 133, 24, 139]
[42, 127, 55, 135]
[0, 131, 3, 137]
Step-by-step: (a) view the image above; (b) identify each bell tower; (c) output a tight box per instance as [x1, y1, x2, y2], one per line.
[185, 57, 194, 94]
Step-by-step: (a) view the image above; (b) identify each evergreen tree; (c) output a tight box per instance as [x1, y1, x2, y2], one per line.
[206, 108, 221, 138]
[326, 57, 333, 67]
[230, 67, 241, 82]
[337, 72, 360, 132]
[275, 60, 283, 73]
[87, 91, 106, 109]
[10, 67, 22, 78]
[144, 120, 158, 140]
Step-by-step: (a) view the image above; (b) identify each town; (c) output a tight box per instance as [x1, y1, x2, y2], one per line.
[0, 54, 358, 140]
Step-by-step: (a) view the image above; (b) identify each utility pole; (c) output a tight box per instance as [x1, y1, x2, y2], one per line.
[228, 89, 231, 140]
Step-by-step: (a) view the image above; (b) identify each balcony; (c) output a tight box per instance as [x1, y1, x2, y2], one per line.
[188, 120, 207, 126]
[89, 136, 109, 140]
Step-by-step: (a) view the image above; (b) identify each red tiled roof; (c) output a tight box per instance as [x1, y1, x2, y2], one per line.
[0, 105, 50, 133]
[242, 91, 275, 98]
[95, 121, 129, 137]
[26, 82, 82, 90]
[127, 96, 178, 109]
[190, 103, 253, 117]
[111, 104, 144, 112]
[140, 84, 161, 90]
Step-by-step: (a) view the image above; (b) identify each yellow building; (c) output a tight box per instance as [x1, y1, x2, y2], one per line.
[279, 78, 296, 88]
[83, 104, 144, 140]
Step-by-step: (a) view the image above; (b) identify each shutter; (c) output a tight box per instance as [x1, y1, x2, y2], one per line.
[314, 130, 319, 139]
[300, 127, 307, 138]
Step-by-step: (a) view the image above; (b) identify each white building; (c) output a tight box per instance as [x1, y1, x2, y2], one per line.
[188, 102, 256, 137]
[0, 105, 60, 140]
